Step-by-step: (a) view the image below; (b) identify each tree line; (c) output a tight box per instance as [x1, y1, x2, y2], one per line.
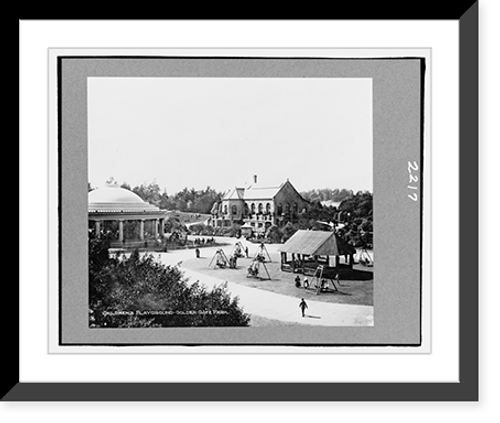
[189, 191, 373, 249]
[266, 190, 373, 248]
[90, 178, 223, 215]
[90, 179, 372, 248]
[300, 188, 355, 203]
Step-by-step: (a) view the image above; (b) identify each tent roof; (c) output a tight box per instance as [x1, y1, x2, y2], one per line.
[278, 230, 356, 256]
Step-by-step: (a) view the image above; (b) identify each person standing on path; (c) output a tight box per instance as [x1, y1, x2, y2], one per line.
[299, 298, 308, 317]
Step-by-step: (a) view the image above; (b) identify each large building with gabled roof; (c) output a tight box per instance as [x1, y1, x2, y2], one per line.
[211, 177, 309, 234]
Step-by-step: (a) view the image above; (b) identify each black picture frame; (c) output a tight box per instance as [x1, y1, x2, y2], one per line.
[10, 7, 478, 401]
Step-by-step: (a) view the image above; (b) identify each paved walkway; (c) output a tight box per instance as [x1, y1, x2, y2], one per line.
[153, 237, 374, 327]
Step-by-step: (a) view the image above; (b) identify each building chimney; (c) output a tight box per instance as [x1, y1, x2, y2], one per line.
[253, 174, 257, 184]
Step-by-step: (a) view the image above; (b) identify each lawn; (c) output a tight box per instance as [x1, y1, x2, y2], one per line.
[182, 249, 374, 306]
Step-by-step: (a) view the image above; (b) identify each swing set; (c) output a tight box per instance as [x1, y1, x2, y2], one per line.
[246, 256, 271, 280]
[253, 242, 272, 263]
[357, 248, 374, 267]
[303, 265, 341, 295]
[209, 249, 238, 269]
[230, 242, 246, 258]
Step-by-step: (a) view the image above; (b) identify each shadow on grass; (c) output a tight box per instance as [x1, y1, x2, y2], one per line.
[303, 288, 352, 296]
[305, 314, 321, 319]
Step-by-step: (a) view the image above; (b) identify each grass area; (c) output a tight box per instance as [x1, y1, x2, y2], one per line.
[183, 250, 374, 306]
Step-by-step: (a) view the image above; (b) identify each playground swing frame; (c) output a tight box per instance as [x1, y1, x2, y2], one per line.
[230, 241, 246, 258]
[246, 258, 271, 280]
[253, 242, 272, 263]
[305, 265, 340, 295]
[209, 249, 230, 269]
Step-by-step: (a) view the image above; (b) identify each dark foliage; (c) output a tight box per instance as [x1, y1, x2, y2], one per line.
[89, 239, 250, 328]
[337, 191, 373, 248]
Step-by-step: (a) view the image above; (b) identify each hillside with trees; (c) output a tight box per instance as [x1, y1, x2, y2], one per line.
[301, 188, 355, 204]
[89, 179, 373, 248]
[264, 190, 373, 248]
[94, 178, 223, 215]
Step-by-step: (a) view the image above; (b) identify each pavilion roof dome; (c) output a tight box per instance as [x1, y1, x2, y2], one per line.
[88, 186, 160, 214]
[89, 186, 145, 204]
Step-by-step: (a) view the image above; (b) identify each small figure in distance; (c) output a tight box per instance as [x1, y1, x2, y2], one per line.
[295, 275, 301, 288]
[299, 298, 308, 318]
[303, 277, 310, 289]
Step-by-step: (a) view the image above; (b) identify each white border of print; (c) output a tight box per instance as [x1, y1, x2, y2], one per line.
[20, 20, 457, 383]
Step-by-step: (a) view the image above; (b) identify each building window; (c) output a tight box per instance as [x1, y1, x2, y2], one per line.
[266, 203, 271, 214]
[231, 205, 237, 215]
[258, 203, 263, 214]
[277, 203, 283, 215]
[251, 203, 256, 214]
[244, 203, 249, 216]
[223, 205, 228, 214]
[293, 203, 298, 213]
[286, 203, 291, 214]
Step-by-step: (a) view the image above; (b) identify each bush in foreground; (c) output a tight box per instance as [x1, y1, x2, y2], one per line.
[89, 238, 250, 328]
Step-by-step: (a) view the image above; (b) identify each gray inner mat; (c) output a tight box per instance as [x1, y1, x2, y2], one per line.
[59, 56, 423, 345]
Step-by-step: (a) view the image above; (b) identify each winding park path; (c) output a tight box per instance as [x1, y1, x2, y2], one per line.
[154, 237, 374, 327]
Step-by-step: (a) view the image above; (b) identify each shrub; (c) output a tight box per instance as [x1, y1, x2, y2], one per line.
[89, 240, 250, 328]
[281, 222, 298, 242]
[266, 224, 283, 243]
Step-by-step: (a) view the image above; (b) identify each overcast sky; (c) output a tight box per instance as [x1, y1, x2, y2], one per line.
[88, 77, 372, 194]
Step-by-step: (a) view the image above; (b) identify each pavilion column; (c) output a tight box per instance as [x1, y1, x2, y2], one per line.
[94, 220, 101, 239]
[118, 220, 124, 243]
[139, 219, 145, 241]
[160, 218, 165, 239]
[153, 219, 159, 239]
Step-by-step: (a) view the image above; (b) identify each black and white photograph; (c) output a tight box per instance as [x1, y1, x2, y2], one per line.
[87, 76, 374, 330]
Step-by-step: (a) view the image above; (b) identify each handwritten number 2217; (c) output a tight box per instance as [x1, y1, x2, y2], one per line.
[408, 161, 419, 202]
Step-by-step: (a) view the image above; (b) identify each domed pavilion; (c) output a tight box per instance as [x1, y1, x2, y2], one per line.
[88, 186, 167, 248]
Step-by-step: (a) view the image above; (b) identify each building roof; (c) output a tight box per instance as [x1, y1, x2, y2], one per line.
[278, 230, 356, 256]
[223, 187, 245, 200]
[88, 186, 160, 214]
[243, 183, 284, 200]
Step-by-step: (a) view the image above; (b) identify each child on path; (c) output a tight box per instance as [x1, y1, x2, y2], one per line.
[299, 298, 308, 317]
